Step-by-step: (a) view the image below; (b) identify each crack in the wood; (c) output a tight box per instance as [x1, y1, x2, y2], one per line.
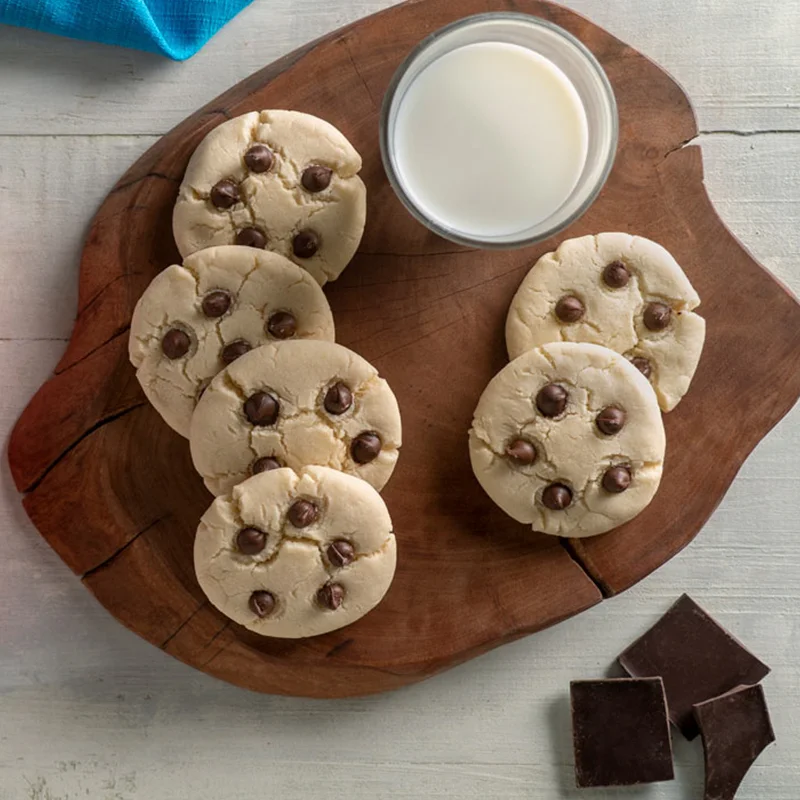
[160, 600, 209, 649]
[110, 170, 180, 195]
[325, 638, 355, 658]
[78, 271, 143, 316]
[55, 324, 131, 375]
[343, 36, 377, 110]
[202, 621, 233, 666]
[558, 538, 611, 598]
[22, 401, 146, 494]
[81, 514, 168, 580]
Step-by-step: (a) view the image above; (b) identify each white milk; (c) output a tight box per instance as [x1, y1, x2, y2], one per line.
[392, 42, 589, 239]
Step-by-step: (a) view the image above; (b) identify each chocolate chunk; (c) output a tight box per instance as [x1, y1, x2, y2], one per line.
[266, 311, 296, 340]
[221, 339, 251, 365]
[317, 582, 345, 610]
[505, 438, 537, 465]
[210, 179, 239, 209]
[571, 677, 674, 788]
[235, 227, 267, 249]
[603, 260, 630, 288]
[541, 483, 572, 510]
[555, 295, 585, 323]
[603, 465, 632, 493]
[327, 539, 355, 568]
[618, 594, 771, 739]
[244, 143, 274, 173]
[301, 165, 333, 193]
[596, 405, 626, 435]
[351, 432, 382, 464]
[243, 391, 279, 426]
[643, 301, 672, 331]
[236, 527, 267, 555]
[161, 328, 191, 359]
[251, 456, 282, 475]
[536, 383, 568, 417]
[630, 356, 653, 379]
[201, 290, 232, 318]
[694, 684, 775, 800]
[324, 382, 353, 415]
[249, 590, 276, 617]
[293, 230, 320, 259]
[287, 499, 318, 528]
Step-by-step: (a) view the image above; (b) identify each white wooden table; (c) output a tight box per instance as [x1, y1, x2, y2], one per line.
[1, 1, 798, 797]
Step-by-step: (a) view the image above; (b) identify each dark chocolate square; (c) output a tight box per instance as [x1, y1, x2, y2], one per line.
[618, 594, 770, 739]
[694, 684, 775, 800]
[570, 677, 674, 788]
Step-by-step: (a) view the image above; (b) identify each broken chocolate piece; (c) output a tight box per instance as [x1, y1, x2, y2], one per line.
[571, 677, 674, 788]
[618, 594, 770, 739]
[694, 684, 775, 800]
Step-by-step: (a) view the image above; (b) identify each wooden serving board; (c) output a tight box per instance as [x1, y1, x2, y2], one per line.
[9, 0, 800, 698]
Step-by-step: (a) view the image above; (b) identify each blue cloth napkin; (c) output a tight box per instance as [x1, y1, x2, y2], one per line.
[0, 0, 254, 60]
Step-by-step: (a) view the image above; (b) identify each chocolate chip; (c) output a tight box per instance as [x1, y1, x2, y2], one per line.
[351, 432, 382, 464]
[293, 230, 320, 259]
[596, 406, 626, 435]
[249, 590, 276, 617]
[327, 539, 355, 568]
[603, 260, 630, 288]
[235, 227, 267, 249]
[602, 465, 632, 494]
[236, 527, 267, 555]
[251, 456, 282, 475]
[505, 439, 537, 465]
[210, 179, 239, 209]
[301, 165, 333, 193]
[536, 383, 568, 417]
[324, 382, 353, 415]
[244, 143, 274, 173]
[161, 328, 191, 359]
[221, 339, 251, 365]
[244, 391, 279, 426]
[630, 357, 652, 379]
[317, 582, 345, 610]
[643, 302, 672, 331]
[201, 290, 232, 318]
[555, 295, 585, 323]
[266, 311, 296, 340]
[542, 483, 572, 510]
[287, 499, 318, 528]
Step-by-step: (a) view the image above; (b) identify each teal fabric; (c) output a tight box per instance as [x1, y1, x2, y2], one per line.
[0, 0, 254, 60]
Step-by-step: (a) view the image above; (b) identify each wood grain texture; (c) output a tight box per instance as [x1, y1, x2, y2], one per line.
[6, 0, 800, 700]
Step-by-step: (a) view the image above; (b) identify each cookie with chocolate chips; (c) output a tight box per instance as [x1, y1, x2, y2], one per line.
[194, 465, 397, 638]
[173, 110, 367, 285]
[129, 245, 335, 437]
[506, 232, 706, 411]
[469, 342, 665, 538]
[190, 339, 402, 496]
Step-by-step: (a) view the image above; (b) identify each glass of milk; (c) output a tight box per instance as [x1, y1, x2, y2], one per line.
[380, 13, 618, 248]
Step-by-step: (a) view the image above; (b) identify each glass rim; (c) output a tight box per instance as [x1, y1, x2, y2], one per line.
[379, 12, 619, 250]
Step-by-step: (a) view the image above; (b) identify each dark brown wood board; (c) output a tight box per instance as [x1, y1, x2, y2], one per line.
[8, 0, 800, 697]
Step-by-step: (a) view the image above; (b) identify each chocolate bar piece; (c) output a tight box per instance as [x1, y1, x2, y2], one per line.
[570, 677, 674, 788]
[618, 595, 770, 739]
[694, 684, 775, 800]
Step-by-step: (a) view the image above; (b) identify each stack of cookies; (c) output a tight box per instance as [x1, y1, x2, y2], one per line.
[129, 110, 401, 639]
[469, 232, 706, 538]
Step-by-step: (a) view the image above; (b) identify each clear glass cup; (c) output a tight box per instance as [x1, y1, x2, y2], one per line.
[380, 12, 618, 249]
